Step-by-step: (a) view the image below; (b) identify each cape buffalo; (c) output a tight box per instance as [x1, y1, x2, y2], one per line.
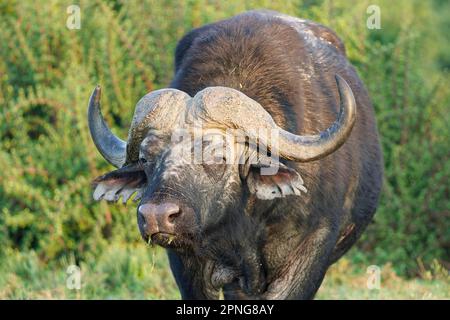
[88, 10, 383, 299]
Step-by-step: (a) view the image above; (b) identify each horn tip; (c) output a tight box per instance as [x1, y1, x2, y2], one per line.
[334, 74, 354, 101]
[334, 74, 344, 85]
[93, 85, 102, 103]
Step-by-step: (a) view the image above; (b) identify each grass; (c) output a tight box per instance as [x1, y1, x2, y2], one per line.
[1, 244, 448, 300]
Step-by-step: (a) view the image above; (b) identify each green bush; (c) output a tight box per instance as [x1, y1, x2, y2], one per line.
[0, 0, 448, 277]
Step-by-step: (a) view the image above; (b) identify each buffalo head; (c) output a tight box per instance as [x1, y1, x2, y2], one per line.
[87, 76, 356, 291]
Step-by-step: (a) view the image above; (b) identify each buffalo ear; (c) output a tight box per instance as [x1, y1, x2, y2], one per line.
[245, 162, 307, 200]
[92, 164, 146, 204]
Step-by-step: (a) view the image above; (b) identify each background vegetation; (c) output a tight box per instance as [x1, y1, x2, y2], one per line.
[0, 0, 448, 299]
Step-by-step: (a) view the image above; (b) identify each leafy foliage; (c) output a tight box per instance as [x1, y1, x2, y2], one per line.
[0, 0, 448, 282]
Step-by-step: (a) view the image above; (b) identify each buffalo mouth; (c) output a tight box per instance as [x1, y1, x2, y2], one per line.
[148, 232, 193, 248]
[149, 232, 177, 247]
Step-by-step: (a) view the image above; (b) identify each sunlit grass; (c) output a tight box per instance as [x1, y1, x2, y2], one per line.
[317, 258, 449, 300]
[1, 245, 448, 300]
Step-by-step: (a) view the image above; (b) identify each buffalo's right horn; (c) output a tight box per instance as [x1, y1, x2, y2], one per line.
[88, 86, 127, 168]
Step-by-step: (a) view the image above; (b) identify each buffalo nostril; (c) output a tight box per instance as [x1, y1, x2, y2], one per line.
[139, 202, 181, 230]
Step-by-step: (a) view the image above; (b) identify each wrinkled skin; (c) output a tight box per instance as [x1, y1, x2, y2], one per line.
[92, 10, 383, 299]
[137, 132, 272, 298]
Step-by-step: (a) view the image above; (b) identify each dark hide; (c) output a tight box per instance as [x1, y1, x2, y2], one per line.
[166, 10, 383, 299]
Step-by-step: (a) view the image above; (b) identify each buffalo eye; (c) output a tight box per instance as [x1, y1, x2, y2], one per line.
[139, 157, 148, 165]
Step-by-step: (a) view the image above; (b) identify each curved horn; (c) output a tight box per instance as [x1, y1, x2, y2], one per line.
[192, 74, 356, 162]
[276, 74, 356, 161]
[88, 86, 126, 168]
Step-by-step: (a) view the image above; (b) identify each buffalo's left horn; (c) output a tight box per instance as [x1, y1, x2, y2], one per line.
[275, 74, 356, 161]
[192, 74, 356, 162]
[88, 86, 126, 168]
